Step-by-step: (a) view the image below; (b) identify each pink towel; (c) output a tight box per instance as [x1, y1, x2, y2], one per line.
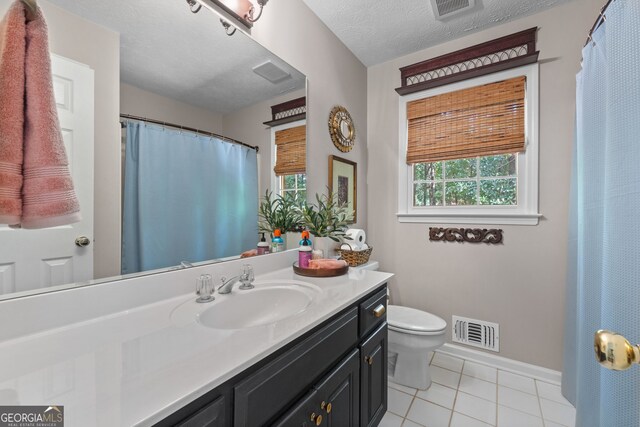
[0, 1, 81, 228]
[0, 1, 26, 225]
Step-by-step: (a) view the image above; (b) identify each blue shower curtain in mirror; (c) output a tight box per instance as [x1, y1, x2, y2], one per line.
[122, 121, 258, 274]
[563, 1, 640, 426]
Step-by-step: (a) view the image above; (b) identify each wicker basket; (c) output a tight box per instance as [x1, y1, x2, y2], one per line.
[337, 244, 373, 267]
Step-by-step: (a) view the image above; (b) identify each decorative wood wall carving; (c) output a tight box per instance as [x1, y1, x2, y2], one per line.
[429, 227, 503, 244]
[396, 27, 538, 95]
[264, 97, 306, 127]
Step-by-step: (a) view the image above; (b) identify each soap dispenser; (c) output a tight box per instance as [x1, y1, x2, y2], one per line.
[257, 233, 270, 255]
[298, 233, 312, 268]
[271, 229, 285, 253]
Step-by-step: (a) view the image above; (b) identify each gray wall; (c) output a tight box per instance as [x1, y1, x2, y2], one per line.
[366, 0, 601, 370]
[252, 0, 368, 229]
[120, 83, 223, 134]
[221, 89, 306, 199]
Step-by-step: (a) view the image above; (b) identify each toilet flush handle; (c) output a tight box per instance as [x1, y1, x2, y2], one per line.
[373, 304, 386, 318]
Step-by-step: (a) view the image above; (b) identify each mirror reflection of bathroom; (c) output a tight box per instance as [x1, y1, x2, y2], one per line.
[0, 0, 306, 299]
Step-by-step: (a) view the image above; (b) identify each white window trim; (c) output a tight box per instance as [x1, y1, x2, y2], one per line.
[270, 119, 306, 194]
[397, 64, 540, 226]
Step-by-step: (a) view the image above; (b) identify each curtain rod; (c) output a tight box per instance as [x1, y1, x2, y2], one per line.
[584, 0, 615, 47]
[119, 114, 259, 152]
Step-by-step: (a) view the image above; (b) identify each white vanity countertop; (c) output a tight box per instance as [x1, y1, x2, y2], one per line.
[0, 267, 392, 427]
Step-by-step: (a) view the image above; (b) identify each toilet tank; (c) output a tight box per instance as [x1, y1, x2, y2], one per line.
[351, 261, 379, 271]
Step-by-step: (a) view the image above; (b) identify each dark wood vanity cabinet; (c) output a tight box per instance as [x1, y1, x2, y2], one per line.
[273, 349, 360, 427]
[156, 284, 387, 427]
[360, 324, 388, 427]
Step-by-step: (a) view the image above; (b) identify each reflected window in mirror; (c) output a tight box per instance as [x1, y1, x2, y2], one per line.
[279, 173, 306, 199]
[272, 120, 306, 198]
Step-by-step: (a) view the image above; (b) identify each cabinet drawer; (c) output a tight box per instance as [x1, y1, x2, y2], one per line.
[234, 308, 359, 427]
[359, 287, 387, 338]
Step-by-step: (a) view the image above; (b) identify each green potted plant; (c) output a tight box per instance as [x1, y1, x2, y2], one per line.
[258, 190, 304, 249]
[298, 190, 353, 257]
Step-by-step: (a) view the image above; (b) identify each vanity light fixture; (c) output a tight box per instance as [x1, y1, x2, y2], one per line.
[221, 18, 237, 36]
[245, 0, 269, 23]
[185, 0, 202, 14]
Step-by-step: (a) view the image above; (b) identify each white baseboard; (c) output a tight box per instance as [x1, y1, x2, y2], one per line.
[437, 343, 562, 385]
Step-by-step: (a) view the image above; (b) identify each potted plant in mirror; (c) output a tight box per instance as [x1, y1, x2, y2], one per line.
[298, 190, 353, 258]
[279, 191, 305, 249]
[258, 190, 304, 250]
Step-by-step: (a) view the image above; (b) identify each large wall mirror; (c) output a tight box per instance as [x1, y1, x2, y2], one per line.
[0, 0, 307, 300]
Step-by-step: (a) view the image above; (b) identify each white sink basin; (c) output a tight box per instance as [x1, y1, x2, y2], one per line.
[197, 281, 321, 330]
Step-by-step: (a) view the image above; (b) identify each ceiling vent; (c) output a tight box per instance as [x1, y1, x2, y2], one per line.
[252, 60, 291, 84]
[430, 0, 475, 20]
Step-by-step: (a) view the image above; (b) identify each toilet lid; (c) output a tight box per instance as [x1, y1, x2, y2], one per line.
[387, 305, 447, 333]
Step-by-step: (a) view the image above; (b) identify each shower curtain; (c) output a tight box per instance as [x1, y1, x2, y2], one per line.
[563, 1, 640, 426]
[122, 121, 258, 274]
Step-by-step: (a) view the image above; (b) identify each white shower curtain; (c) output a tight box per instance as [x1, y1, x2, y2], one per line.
[563, 1, 640, 426]
[122, 121, 258, 274]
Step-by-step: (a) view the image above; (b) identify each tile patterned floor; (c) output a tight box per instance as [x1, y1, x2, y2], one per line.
[381, 351, 576, 427]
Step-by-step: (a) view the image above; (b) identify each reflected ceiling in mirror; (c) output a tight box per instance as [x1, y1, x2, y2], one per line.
[47, 0, 305, 114]
[0, 0, 306, 301]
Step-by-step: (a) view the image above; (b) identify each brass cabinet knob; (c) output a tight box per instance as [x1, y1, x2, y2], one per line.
[373, 304, 386, 318]
[365, 356, 373, 366]
[310, 413, 322, 426]
[594, 330, 640, 371]
[75, 236, 91, 247]
[325, 403, 332, 414]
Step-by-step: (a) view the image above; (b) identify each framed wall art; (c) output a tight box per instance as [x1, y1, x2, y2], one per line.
[329, 155, 357, 223]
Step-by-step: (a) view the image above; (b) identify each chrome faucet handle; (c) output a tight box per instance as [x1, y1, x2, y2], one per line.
[239, 264, 255, 290]
[196, 274, 214, 303]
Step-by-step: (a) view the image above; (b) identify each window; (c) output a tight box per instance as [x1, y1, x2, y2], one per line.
[398, 64, 539, 225]
[271, 120, 306, 198]
[279, 173, 306, 199]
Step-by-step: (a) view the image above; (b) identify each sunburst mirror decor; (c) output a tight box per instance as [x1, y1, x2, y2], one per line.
[328, 106, 355, 152]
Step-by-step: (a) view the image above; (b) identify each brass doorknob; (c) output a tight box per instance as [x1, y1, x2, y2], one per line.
[594, 330, 640, 371]
[75, 236, 91, 247]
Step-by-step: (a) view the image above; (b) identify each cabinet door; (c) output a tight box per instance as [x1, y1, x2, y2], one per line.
[234, 308, 358, 427]
[360, 323, 387, 427]
[272, 390, 319, 427]
[315, 349, 360, 427]
[177, 395, 226, 427]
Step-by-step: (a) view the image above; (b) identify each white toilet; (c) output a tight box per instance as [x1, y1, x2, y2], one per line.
[387, 305, 447, 390]
[353, 261, 447, 390]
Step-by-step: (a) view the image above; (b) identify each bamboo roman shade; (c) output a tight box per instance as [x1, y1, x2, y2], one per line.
[406, 76, 526, 164]
[274, 125, 306, 176]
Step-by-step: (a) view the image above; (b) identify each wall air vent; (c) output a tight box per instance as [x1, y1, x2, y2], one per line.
[430, 0, 475, 20]
[452, 315, 499, 352]
[252, 60, 291, 84]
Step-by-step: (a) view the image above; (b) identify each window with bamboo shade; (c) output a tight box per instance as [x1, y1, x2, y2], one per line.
[406, 76, 526, 164]
[397, 65, 540, 225]
[274, 125, 306, 176]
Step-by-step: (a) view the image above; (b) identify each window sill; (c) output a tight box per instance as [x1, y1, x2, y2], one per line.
[396, 212, 541, 226]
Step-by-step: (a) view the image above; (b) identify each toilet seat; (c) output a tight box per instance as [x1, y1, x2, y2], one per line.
[387, 305, 447, 336]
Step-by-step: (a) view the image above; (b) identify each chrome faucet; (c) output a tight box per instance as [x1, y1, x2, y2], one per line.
[217, 264, 255, 294]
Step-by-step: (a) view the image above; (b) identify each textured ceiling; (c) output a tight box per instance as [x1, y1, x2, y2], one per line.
[47, 0, 305, 114]
[302, 0, 572, 66]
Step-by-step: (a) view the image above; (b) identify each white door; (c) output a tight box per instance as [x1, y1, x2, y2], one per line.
[0, 54, 94, 295]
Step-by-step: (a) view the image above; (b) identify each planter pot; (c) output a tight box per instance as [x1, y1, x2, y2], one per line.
[313, 236, 339, 258]
[285, 232, 300, 250]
